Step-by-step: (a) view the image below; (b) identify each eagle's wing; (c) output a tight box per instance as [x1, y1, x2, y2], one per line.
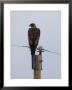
[35, 28, 40, 46]
[28, 28, 40, 46]
[28, 28, 33, 45]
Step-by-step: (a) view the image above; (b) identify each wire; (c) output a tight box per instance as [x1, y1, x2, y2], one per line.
[11, 45, 30, 48]
[11, 45, 61, 55]
[43, 49, 61, 55]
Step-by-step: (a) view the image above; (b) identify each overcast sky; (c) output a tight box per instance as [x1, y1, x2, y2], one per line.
[11, 11, 61, 79]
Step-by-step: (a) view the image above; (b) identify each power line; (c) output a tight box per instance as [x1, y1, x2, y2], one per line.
[37, 46, 61, 55]
[11, 45, 61, 55]
[42, 49, 61, 55]
[11, 45, 30, 48]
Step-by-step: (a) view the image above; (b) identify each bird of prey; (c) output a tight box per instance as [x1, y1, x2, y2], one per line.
[28, 23, 40, 69]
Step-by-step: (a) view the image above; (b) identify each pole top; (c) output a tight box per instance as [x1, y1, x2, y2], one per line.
[37, 46, 45, 52]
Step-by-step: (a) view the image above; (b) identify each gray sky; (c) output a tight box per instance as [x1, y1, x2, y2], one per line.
[11, 11, 61, 79]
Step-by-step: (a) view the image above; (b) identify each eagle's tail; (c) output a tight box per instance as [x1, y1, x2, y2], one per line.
[32, 54, 34, 69]
[31, 49, 35, 69]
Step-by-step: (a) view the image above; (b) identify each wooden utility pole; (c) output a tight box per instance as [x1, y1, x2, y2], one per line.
[33, 47, 43, 79]
[34, 68, 41, 79]
[34, 55, 42, 79]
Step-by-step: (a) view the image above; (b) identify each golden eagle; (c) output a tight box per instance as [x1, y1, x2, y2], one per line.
[28, 23, 40, 69]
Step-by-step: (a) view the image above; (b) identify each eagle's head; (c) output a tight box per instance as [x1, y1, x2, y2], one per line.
[29, 23, 36, 28]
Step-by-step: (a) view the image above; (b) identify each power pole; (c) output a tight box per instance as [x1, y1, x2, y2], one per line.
[33, 55, 42, 79]
[33, 47, 43, 79]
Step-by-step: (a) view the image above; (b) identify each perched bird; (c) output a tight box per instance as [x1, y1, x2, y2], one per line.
[28, 23, 40, 69]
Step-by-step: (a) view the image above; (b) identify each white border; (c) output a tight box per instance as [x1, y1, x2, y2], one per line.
[4, 4, 69, 86]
